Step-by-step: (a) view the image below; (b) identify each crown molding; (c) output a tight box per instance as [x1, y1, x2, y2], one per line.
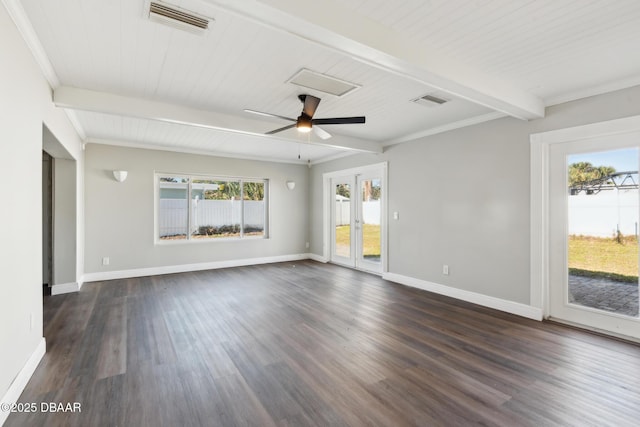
[545, 75, 640, 107]
[386, 111, 506, 146]
[3, 0, 89, 140]
[2, 0, 59, 87]
[85, 138, 315, 166]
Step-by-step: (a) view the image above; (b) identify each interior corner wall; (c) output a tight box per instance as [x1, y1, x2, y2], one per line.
[309, 85, 640, 306]
[83, 144, 309, 275]
[0, 3, 84, 403]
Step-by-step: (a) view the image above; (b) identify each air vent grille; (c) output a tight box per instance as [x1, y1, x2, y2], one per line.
[421, 94, 447, 104]
[412, 93, 450, 108]
[149, 2, 210, 34]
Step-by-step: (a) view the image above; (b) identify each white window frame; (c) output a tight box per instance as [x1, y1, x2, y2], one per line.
[154, 173, 269, 244]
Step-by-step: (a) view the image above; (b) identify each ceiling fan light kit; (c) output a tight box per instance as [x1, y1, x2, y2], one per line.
[246, 94, 365, 139]
[296, 115, 313, 133]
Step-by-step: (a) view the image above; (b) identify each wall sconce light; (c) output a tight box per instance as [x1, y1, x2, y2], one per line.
[286, 180, 296, 190]
[113, 170, 128, 182]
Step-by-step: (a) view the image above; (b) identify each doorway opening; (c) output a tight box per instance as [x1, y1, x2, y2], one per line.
[42, 125, 78, 296]
[42, 151, 53, 295]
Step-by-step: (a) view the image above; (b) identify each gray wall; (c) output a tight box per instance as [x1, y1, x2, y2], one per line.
[53, 158, 77, 285]
[310, 85, 640, 305]
[84, 145, 309, 273]
[42, 152, 52, 285]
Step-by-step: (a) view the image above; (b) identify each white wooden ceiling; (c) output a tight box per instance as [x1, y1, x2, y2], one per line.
[11, 0, 640, 163]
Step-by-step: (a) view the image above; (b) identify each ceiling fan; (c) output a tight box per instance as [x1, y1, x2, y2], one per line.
[244, 94, 365, 140]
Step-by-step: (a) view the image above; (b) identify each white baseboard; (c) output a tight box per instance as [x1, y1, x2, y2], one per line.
[0, 338, 46, 426]
[308, 253, 329, 263]
[82, 253, 312, 283]
[51, 282, 80, 295]
[383, 272, 543, 321]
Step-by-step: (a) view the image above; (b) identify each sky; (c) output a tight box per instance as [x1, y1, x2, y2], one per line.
[568, 147, 639, 173]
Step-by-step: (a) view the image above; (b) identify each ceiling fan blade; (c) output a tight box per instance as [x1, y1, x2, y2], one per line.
[312, 116, 366, 125]
[244, 109, 296, 122]
[266, 123, 296, 135]
[302, 94, 321, 118]
[313, 126, 332, 140]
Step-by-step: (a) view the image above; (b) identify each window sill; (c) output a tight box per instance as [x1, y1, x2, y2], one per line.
[155, 235, 268, 245]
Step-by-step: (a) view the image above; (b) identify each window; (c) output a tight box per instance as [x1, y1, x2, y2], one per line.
[157, 174, 268, 241]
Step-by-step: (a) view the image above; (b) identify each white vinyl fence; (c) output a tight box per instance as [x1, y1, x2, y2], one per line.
[362, 201, 381, 225]
[569, 190, 639, 237]
[335, 199, 350, 226]
[335, 200, 380, 226]
[159, 199, 264, 237]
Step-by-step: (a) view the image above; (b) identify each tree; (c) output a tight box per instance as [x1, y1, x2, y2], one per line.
[336, 184, 350, 199]
[243, 182, 264, 200]
[204, 181, 240, 200]
[568, 162, 616, 187]
[202, 181, 264, 200]
[362, 181, 381, 201]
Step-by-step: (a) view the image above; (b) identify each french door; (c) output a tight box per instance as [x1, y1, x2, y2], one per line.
[548, 132, 640, 339]
[327, 164, 386, 274]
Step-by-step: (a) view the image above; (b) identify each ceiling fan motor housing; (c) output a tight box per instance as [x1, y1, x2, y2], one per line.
[296, 114, 313, 131]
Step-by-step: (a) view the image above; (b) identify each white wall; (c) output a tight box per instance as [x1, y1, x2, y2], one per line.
[84, 144, 309, 274]
[0, 3, 83, 405]
[310, 85, 640, 305]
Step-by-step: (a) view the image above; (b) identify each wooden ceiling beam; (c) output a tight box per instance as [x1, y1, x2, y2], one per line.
[53, 87, 383, 154]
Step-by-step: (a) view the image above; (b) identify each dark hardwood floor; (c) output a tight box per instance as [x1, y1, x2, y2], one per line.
[7, 261, 640, 426]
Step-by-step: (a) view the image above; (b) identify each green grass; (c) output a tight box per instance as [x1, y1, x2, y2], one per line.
[335, 224, 380, 257]
[569, 235, 638, 282]
[334, 229, 638, 281]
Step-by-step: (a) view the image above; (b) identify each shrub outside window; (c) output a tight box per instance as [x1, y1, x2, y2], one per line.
[157, 174, 268, 241]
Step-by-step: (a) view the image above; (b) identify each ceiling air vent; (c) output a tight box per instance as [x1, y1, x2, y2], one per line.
[287, 69, 360, 97]
[148, 1, 211, 35]
[412, 93, 449, 108]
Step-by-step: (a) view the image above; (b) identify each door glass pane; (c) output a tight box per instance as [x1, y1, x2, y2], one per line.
[361, 178, 381, 263]
[567, 148, 639, 317]
[335, 183, 351, 258]
[191, 179, 241, 239]
[158, 176, 189, 240]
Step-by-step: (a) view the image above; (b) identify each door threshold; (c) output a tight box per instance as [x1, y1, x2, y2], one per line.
[328, 261, 383, 277]
[547, 317, 640, 345]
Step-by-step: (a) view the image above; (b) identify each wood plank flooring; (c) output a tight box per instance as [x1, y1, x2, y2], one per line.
[7, 261, 640, 426]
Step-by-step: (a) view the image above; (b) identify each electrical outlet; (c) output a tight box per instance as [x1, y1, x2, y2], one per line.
[443, 264, 449, 275]
[305, 242, 310, 249]
[393, 211, 399, 220]
[102, 257, 110, 266]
